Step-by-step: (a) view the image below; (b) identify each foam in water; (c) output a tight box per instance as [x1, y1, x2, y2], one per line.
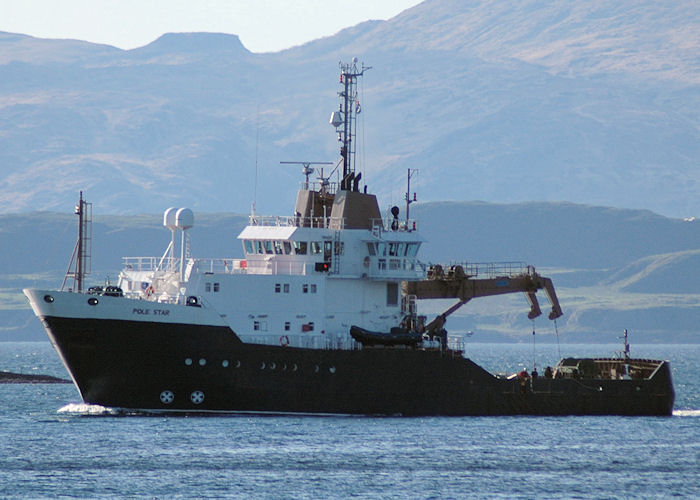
[672, 409, 700, 417]
[58, 403, 118, 415]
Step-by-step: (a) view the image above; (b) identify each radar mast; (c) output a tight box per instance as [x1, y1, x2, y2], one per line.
[330, 58, 371, 191]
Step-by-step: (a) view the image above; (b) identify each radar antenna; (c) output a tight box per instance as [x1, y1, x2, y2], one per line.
[280, 161, 333, 190]
[330, 58, 371, 191]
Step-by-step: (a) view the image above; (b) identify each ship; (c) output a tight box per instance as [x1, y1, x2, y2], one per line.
[24, 60, 674, 416]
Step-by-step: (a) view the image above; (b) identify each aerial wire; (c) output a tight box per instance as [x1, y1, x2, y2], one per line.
[360, 73, 366, 182]
[252, 104, 259, 217]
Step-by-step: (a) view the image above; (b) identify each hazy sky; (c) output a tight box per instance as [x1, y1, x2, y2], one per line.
[0, 0, 422, 53]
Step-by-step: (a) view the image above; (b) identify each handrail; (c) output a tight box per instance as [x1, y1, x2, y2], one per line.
[123, 257, 248, 274]
[427, 261, 531, 279]
[249, 215, 345, 229]
[370, 217, 418, 233]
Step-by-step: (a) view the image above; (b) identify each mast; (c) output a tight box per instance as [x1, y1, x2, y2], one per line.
[330, 58, 371, 191]
[405, 168, 417, 228]
[61, 191, 92, 292]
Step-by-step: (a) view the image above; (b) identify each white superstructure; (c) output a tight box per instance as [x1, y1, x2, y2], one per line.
[117, 189, 426, 349]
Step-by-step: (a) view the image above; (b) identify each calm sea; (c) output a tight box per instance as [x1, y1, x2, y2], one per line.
[1, 342, 698, 499]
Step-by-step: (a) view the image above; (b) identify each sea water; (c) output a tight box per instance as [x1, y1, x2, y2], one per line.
[1, 342, 698, 499]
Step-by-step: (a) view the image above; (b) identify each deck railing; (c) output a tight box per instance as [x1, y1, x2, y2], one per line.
[123, 257, 249, 274]
[249, 215, 345, 229]
[427, 261, 532, 279]
[370, 217, 418, 235]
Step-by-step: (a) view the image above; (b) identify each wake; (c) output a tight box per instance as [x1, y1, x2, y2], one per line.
[58, 402, 118, 415]
[672, 409, 700, 417]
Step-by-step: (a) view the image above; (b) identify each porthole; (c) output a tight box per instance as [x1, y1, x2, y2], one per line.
[314, 365, 319, 373]
[160, 390, 175, 404]
[222, 360, 229, 368]
[292, 363, 298, 372]
[87, 297, 99, 306]
[43, 295, 54, 303]
[260, 362, 266, 370]
[282, 364, 287, 371]
[329, 366, 336, 374]
[190, 390, 205, 404]
[235, 360, 241, 368]
[199, 358, 206, 366]
[269, 362, 276, 370]
[636, 386, 641, 392]
[185, 358, 193, 366]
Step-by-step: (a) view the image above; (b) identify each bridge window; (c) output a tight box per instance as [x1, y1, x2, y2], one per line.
[283, 241, 292, 254]
[273, 241, 284, 254]
[263, 241, 274, 254]
[244, 240, 253, 254]
[367, 243, 376, 256]
[255, 241, 264, 254]
[311, 242, 322, 255]
[294, 241, 307, 255]
[275, 283, 281, 293]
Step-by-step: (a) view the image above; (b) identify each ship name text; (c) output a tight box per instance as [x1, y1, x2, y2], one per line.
[132, 308, 170, 316]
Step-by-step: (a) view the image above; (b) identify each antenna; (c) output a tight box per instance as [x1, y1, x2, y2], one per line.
[280, 161, 333, 190]
[330, 59, 371, 191]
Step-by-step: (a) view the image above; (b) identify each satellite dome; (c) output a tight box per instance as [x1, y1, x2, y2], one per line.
[163, 207, 178, 229]
[175, 208, 194, 229]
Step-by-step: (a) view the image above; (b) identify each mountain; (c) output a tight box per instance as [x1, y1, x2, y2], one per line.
[3, 201, 700, 342]
[0, 0, 698, 218]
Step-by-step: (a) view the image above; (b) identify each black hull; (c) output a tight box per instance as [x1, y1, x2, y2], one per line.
[43, 316, 675, 416]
